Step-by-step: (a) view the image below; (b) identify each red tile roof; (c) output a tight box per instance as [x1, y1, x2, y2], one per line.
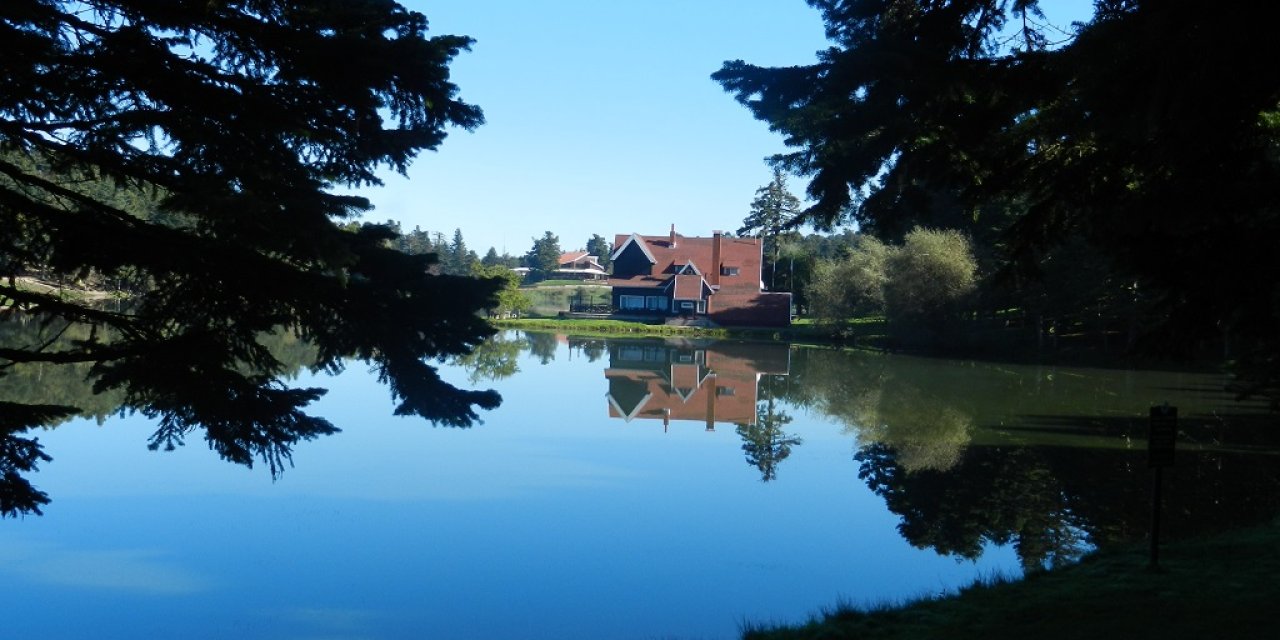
[559, 251, 589, 264]
[612, 231, 763, 291]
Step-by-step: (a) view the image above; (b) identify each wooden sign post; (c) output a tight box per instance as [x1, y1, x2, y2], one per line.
[1148, 404, 1177, 569]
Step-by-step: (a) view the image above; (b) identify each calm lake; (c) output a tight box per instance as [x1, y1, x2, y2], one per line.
[3, 331, 1277, 639]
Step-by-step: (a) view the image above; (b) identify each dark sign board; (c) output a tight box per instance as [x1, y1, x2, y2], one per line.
[1149, 405, 1177, 468]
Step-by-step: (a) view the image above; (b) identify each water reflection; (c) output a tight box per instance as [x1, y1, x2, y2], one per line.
[776, 345, 1280, 565]
[600, 339, 789, 431]
[573, 335, 1278, 559]
[3, 330, 1279, 638]
[0, 316, 334, 516]
[735, 386, 801, 482]
[9, 325, 1280, 570]
[594, 338, 800, 481]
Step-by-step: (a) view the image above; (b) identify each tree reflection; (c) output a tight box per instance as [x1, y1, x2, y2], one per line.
[570, 337, 607, 363]
[524, 331, 559, 365]
[787, 348, 973, 472]
[780, 345, 1280, 565]
[0, 316, 346, 516]
[735, 380, 801, 482]
[853, 385, 973, 473]
[142, 381, 339, 478]
[787, 348, 1087, 568]
[1, 401, 75, 516]
[856, 443, 1085, 571]
[451, 331, 523, 383]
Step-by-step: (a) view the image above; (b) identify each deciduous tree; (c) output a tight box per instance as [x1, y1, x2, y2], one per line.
[806, 235, 890, 329]
[884, 227, 977, 328]
[471, 263, 530, 319]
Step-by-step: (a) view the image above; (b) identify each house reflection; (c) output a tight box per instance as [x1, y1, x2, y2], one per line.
[590, 338, 790, 431]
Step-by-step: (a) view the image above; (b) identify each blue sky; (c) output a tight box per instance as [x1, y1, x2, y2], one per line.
[357, 0, 831, 256]
[360, 1, 1091, 257]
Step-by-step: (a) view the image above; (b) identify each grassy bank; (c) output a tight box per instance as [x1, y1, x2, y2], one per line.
[490, 317, 851, 344]
[744, 521, 1279, 640]
[493, 317, 732, 339]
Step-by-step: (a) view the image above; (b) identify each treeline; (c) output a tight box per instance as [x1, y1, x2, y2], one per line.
[763, 222, 1160, 358]
[733, 167, 1175, 357]
[382, 223, 614, 282]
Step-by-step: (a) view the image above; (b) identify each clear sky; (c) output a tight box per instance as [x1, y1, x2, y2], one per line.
[360, 1, 1093, 258]
[357, 0, 832, 257]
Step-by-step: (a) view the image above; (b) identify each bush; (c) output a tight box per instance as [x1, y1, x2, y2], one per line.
[884, 227, 977, 327]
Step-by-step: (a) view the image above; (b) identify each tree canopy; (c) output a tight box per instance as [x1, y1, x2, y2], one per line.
[715, 1, 1280, 370]
[1, 0, 503, 514]
[525, 231, 562, 276]
[586, 234, 612, 271]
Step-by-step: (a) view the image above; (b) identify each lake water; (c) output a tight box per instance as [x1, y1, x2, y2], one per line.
[2, 332, 1276, 639]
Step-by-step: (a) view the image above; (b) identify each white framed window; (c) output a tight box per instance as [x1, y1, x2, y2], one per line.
[720, 266, 740, 276]
[646, 296, 665, 310]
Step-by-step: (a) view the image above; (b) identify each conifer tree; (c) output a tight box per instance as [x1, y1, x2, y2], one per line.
[739, 168, 802, 289]
[586, 234, 612, 271]
[715, 0, 1280, 373]
[0, 0, 504, 513]
[525, 231, 562, 279]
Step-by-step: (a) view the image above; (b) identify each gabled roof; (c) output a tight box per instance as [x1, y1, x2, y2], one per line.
[606, 383, 652, 422]
[610, 233, 657, 263]
[675, 261, 702, 275]
[671, 274, 709, 300]
[614, 230, 763, 291]
[559, 250, 589, 264]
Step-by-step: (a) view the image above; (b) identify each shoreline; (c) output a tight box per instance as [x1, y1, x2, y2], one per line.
[743, 520, 1278, 640]
[490, 317, 1228, 374]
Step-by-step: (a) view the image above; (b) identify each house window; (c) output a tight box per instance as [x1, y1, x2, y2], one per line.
[680, 301, 694, 309]
[646, 296, 666, 310]
[716, 386, 736, 397]
[619, 346, 667, 362]
[720, 266, 740, 276]
[619, 295, 645, 310]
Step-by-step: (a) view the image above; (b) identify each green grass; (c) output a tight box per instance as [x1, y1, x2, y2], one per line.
[742, 521, 1280, 640]
[518, 284, 611, 316]
[493, 317, 731, 338]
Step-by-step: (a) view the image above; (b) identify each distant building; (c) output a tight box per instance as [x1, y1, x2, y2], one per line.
[554, 251, 608, 280]
[608, 225, 791, 326]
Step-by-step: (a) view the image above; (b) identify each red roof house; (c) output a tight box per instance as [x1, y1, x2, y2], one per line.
[554, 251, 607, 280]
[608, 225, 791, 326]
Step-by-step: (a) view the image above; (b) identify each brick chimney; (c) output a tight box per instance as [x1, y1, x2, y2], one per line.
[669, 223, 677, 248]
[710, 230, 723, 288]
